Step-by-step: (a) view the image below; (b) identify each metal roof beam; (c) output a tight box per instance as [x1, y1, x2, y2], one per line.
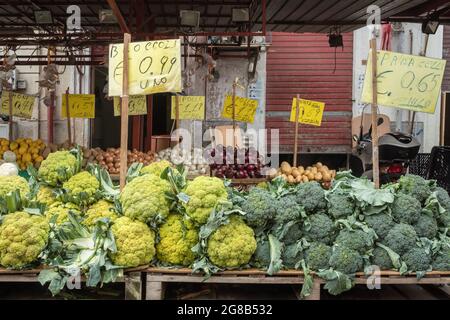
[106, 0, 130, 33]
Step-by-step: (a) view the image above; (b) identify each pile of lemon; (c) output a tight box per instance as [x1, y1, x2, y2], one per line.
[0, 138, 46, 170]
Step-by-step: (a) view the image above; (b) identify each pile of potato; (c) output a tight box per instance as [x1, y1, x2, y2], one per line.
[270, 161, 336, 186]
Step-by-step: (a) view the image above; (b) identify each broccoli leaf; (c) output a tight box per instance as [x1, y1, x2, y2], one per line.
[267, 234, 283, 275]
[376, 243, 407, 272]
[317, 269, 354, 295]
[300, 260, 313, 299]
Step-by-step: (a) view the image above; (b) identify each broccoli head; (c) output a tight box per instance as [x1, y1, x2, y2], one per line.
[62, 171, 100, 205]
[38, 151, 78, 187]
[413, 214, 438, 239]
[326, 189, 356, 219]
[282, 243, 303, 269]
[335, 229, 374, 254]
[390, 193, 422, 224]
[274, 194, 303, 225]
[364, 213, 395, 239]
[384, 223, 417, 255]
[83, 200, 117, 228]
[141, 160, 172, 177]
[329, 245, 363, 274]
[0, 211, 49, 268]
[432, 247, 450, 271]
[109, 216, 155, 267]
[0, 175, 30, 200]
[305, 242, 331, 271]
[398, 174, 432, 204]
[183, 176, 228, 225]
[402, 247, 431, 272]
[252, 236, 271, 268]
[435, 187, 450, 211]
[303, 213, 336, 245]
[207, 215, 257, 268]
[120, 173, 171, 225]
[295, 181, 326, 213]
[241, 188, 278, 229]
[370, 247, 393, 270]
[156, 214, 199, 266]
[273, 221, 303, 245]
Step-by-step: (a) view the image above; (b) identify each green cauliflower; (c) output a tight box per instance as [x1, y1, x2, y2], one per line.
[62, 171, 100, 205]
[295, 181, 326, 213]
[241, 188, 278, 229]
[326, 189, 356, 219]
[282, 243, 303, 269]
[45, 201, 82, 225]
[120, 174, 171, 224]
[398, 174, 432, 204]
[303, 213, 336, 245]
[371, 247, 394, 270]
[0, 175, 30, 200]
[364, 213, 395, 239]
[329, 245, 363, 274]
[432, 247, 450, 271]
[207, 215, 257, 268]
[156, 214, 199, 266]
[183, 176, 228, 225]
[83, 200, 117, 228]
[402, 247, 431, 272]
[109, 216, 155, 267]
[390, 193, 421, 224]
[141, 160, 172, 177]
[384, 223, 417, 255]
[335, 229, 374, 254]
[36, 186, 57, 206]
[305, 242, 332, 271]
[0, 211, 49, 268]
[413, 214, 438, 239]
[38, 151, 78, 186]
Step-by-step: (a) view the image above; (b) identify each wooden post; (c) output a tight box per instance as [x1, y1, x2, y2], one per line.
[65, 87, 72, 145]
[119, 33, 131, 191]
[232, 78, 237, 149]
[8, 90, 13, 141]
[293, 94, 300, 167]
[175, 95, 180, 144]
[370, 38, 380, 188]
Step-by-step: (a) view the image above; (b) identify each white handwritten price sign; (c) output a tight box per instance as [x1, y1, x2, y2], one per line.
[221, 95, 258, 123]
[62, 94, 95, 118]
[171, 96, 205, 120]
[361, 50, 446, 114]
[0, 91, 36, 119]
[113, 95, 147, 116]
[108, 39, 182, 97]
[289, 98, 325, 126]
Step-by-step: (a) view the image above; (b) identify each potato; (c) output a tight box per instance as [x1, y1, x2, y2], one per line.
[282, 166, 293, 175]
[281, 174, 288, 180]
[306, 166, 313, 171]
[321, 165, 329, 172]
[314, 172, 323, 181]
[287, 175, 295, 184]
[307, 172, 315, 180]
[302, 176, 309, 183]
[311, 167, 318, 174]
[281, 161, 291, 170]
[315, 162, 323, 168]
[322, 172, 332, 182]
[295, 175, 303, 183]
[298, 166, 305, 175]
[291, 168, 300, 178]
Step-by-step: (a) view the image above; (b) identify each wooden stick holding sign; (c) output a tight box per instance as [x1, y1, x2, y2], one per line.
[370, 38, 380, 188]
[120, 33, 131, 191]
[293, 94, 300, 168]
[8, 90, 12, 141]
[65, 87, 72, 145]
[175, 95, 180, 143]
[232, 79, 237, 149]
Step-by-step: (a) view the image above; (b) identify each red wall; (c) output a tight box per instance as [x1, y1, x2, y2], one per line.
[266, 32, 353, 154]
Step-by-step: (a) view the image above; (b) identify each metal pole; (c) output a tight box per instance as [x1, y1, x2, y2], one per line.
[370, 38, 380, 188]
[65, 87, 72, 145]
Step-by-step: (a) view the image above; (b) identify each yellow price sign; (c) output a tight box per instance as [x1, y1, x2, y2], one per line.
[0, 91, 36, 119]
[361, 50, 446, 114]
[108, 39, 182, 96]
[62, 94, 95, 118]
[221, 95, 258, 123]
[113, 95, 147, 116]
[171, 96, 205, 120]
[289, 98, 325, 126]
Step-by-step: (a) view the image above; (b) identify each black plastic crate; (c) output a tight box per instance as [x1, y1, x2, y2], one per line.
[409, 153, 431, 179]
[427, 146, 450, 193]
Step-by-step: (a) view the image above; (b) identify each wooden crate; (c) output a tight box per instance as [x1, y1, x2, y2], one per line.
[144, 268, 450, 300]
[0, 267, 144, 300]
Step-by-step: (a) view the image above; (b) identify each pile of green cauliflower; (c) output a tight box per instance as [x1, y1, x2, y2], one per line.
[0, 148, 449, 297]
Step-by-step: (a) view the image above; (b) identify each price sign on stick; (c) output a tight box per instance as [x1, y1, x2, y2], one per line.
[290, 98, 325, 126]
[62, 94, 95, 118]
[113, 95, 147, 116]
[361, 50, 446, 114]
[0, 91, 35, 119]
[222, 95, 258, 123]
[108, 39, 182, 96]
[170, 96, 205, 120]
